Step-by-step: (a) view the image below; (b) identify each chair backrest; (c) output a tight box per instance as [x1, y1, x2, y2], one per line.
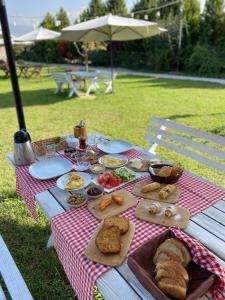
[145, 116, 225, 173]
[51, 73, 71, 84]
[0, 235, 33, 300]
[96, 71, 117, 81]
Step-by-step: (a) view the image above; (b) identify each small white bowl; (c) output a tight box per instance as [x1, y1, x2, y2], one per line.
[66, 191, 87, 208]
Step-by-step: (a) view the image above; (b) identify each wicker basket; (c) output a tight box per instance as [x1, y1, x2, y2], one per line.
[32, 137, 68, 156]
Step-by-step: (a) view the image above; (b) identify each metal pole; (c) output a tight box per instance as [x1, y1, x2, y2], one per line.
[177, 0, 183, 72]
[109, 26, 114, 92]
[0, 0, 26, 129]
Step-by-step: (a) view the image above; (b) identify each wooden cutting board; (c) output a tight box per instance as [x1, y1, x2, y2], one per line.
[132, 181, 181, 204]
[87, 189, 138, 220]
[84, 220, 135, 267]
[135, 200, 190, 229]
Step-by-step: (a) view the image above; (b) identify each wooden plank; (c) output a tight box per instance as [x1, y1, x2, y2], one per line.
[213, 200, 225, 212]
[151, 116, 225, 147]
[117, 261, 155, 300]
[48, 187, 72, 211]
[191, 213, 225, 242]
[148, 126, 225, 160]
[185, 220, 225, 260]
[0, 236, 33, 300]
[0, 285, 6, 300]
[202, 206, 225, 226]
[35, 191, 64, 220]
[144, 135, 225, 172]
[96, 268, 141, 300]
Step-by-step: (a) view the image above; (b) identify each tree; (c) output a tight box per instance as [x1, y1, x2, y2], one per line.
[39, 12, 55, 30]
[201, 0, 225, 47]
[131, 0, 158, 20]
[56, 8, 70, 30]
[183, 0, 201, 45]
[79, 0, 106, 22]
[106, 0, 128, 16]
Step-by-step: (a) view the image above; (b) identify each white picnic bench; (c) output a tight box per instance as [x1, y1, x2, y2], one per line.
[0, 235, 33, 300]
[7, 116, 225, 299]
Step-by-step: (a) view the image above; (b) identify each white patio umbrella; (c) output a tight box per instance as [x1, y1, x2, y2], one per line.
[15, 27, 60, 42]
[60, 14, 166, 86]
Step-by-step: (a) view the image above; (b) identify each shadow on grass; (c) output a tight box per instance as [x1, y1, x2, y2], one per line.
[0, 87, 77, 109]
[119, 76, 225, 90]
[165, 113, 225, 120]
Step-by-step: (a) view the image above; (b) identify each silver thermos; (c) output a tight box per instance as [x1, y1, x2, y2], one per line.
[14, 129, 36, 165]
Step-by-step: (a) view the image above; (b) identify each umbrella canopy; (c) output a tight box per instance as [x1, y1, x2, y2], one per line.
[15, 27, 60, 42]
[60, 14, 166, 42]
[0, 29, 2, 38]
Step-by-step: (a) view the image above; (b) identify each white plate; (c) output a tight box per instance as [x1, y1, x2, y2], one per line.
[97, 139, 132, 154]
[92, 167, 141, 193]
[56, 172, 92, 191]
[29, 157, 73, 180]
[99, 154, 128, 168]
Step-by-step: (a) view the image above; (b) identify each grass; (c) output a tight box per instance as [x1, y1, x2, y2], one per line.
[1, 69, 225, 298]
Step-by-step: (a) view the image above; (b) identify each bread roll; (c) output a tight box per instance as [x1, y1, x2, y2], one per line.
[158, 184, 176, 200]
[157, 277, 187, 299]
[111, 195, 124, 205]
[155, 261, 189, 283]
[99, 198, 112, 211]
[171, 166, 182, 176]
[157, 166, 172, 177]
[165, 206, 177, 217]
[141, 182, 160, 193]
[148, 202, 161, 214]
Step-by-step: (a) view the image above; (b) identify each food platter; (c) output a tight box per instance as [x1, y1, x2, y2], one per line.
[97, 139, 132, 154]
[92, 167, 141, 193]
[29, 157, 73, 180]
[56, 172, 92, 191]
[99, 154, 128, 168]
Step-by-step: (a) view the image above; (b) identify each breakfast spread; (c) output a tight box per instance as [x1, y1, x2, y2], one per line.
[158, 184, 176, 200]
[95, 216, 130, 254]
[64, 172, 84, 190]
[153, 238, 191, 299]
[101, 155, 127, 168]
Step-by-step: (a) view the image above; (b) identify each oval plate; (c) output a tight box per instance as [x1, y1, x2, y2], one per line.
[56, 172, 92, 192]
[29, 157, 73, 180]
[99, 154, 128, 168]
[97, 139, 132, 154]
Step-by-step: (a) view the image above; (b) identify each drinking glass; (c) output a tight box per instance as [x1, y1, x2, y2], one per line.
[45, 143, 56, 159]
[73, 152, 90, 171]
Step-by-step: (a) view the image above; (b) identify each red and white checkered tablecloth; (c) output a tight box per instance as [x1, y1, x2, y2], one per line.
[51, 171, 225, 300]
[15, 149, 142, 221]
[172, 228, 225, 300]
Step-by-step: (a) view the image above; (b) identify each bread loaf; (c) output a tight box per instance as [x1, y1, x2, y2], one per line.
[141, 182, 160, 193]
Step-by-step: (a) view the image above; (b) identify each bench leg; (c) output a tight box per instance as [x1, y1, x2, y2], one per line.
[86, 78, 97, 96]
[105, 81, 113, 94]
[46, 234, 54, 249]
[54, 83, 62, 94]
[68, 83, 79, 98]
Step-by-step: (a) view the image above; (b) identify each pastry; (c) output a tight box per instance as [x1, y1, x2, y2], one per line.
[171, 166, 182, 177]
[129, 158, 143, 169]
[149, 202, 161, 214]
[104, 216, 129, 235]
[153, 238, 191, 267]
[165, 206, 177, 217]
[64, 172, 84, 190]
[111, 194, 124, 205]
[99, 198, 112, 211]
[95, 226, 121, 254]
[158, 184, 176, 200]
[157, 166, 172, 177]
[141, 182, 160, 193]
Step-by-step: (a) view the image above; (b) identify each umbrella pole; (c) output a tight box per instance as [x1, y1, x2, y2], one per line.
[109, 28, 114, 93]
[0, 0, 26, 130]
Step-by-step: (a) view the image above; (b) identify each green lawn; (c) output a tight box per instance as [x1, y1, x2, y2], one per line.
[1, 70, 225, 299]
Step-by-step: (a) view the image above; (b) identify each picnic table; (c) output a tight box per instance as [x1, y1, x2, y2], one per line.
[7, 131, 225, 300]
[17, 63, 42, 78]
[67, 71, 99, 96]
